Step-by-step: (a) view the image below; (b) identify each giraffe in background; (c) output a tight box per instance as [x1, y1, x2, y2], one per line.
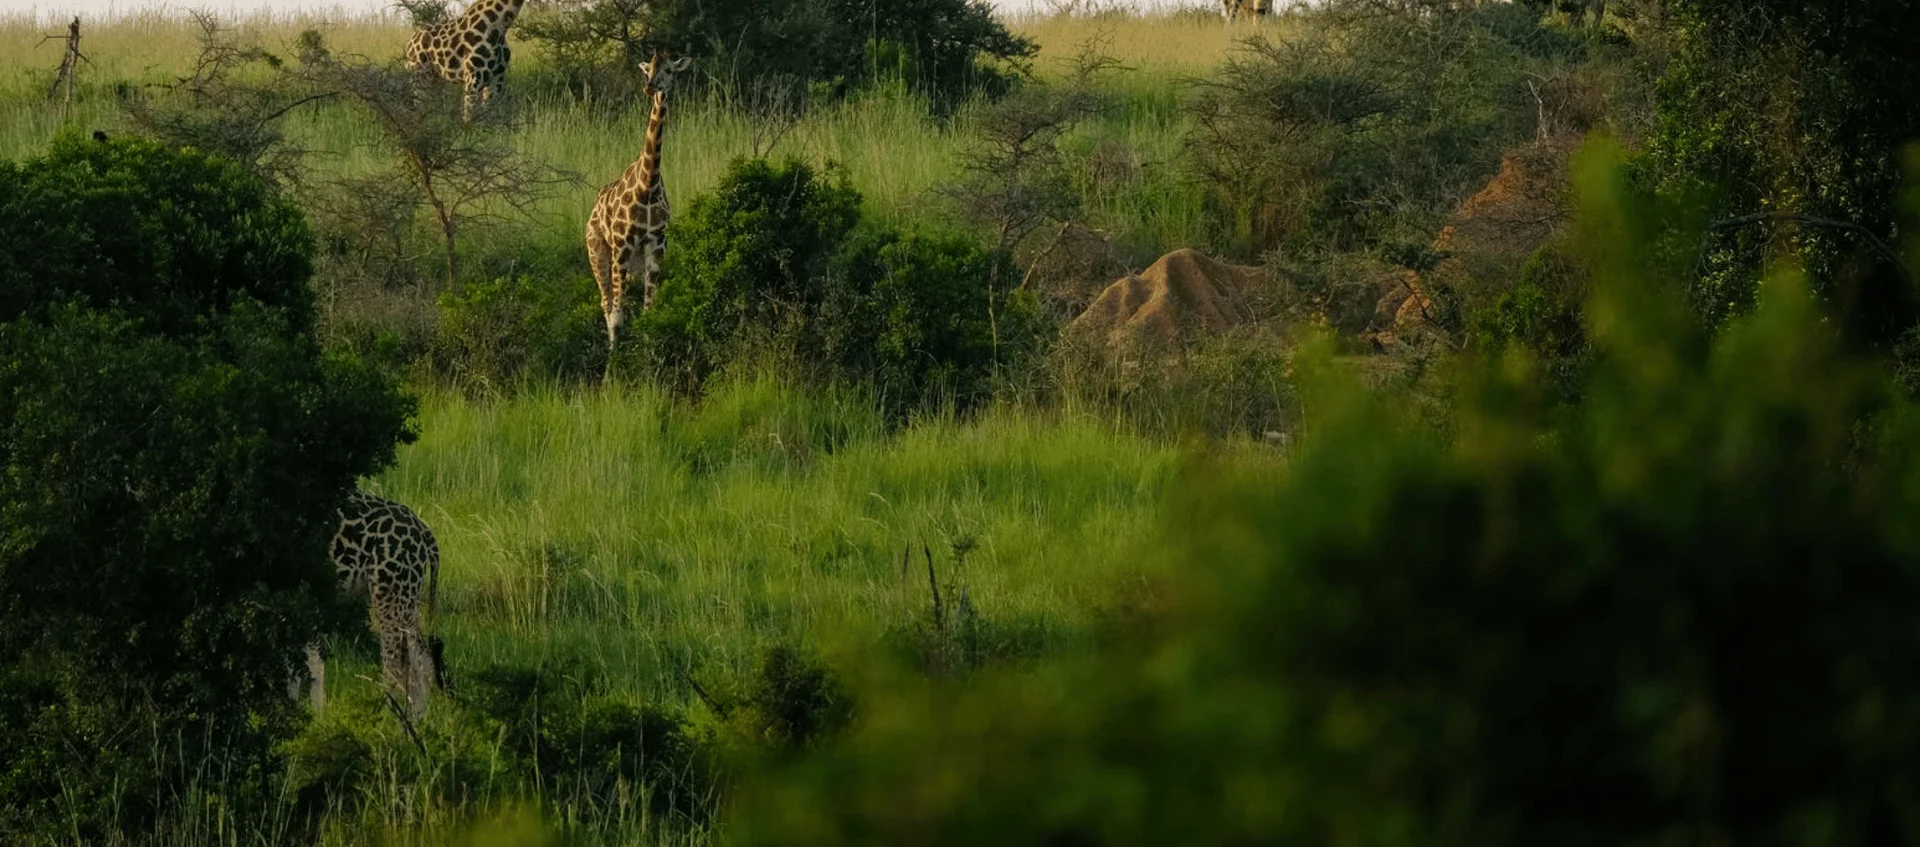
[404, 0, 529, 121]
[1221, 0, 1272, 22]
[585, 52, 694, 351]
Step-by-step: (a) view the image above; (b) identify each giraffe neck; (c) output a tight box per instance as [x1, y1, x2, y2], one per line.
[619, 90, 672, 203]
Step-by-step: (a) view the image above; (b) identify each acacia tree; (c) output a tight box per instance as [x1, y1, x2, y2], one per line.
[293, 31, 577, 291]
[943, 45, 1117, 255]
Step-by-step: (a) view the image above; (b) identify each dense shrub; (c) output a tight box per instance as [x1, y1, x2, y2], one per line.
[643, 157, 1046, 417]
[0, 135, 413, 838]
[1645, 0, 1920, 347]
[431, 274, 607, 390]
[454, 661, 715, 821]
[1468, 240, 1591, 402]
[520, 0, 1033, 109]
[726, 144, 1920, 846]
[0, 133, 316, 333]
[1188, 2, 1583, 257]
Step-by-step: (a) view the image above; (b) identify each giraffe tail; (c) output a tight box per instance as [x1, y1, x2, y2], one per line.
[426, 539, 449, 692]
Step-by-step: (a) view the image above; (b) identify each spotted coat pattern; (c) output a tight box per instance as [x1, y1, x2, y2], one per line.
[1221, 0, 1271, 22]
[404, 0, 528, 121]
[303, 489, 442, 720]
[586, 53, 693, 350]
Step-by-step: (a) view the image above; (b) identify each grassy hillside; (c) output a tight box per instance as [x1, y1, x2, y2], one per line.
[356, 377, 1193, 704]
[0, 9, 1257, 256]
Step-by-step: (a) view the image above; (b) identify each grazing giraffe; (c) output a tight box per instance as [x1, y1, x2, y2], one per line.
[585, 52, 694, 351]
[403, 0, 528, 121]
[1221, 0, 1272, 22]
[295, 489, 444, 721]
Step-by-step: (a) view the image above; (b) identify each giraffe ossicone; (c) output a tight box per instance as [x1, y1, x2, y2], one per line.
[294, 489, 444, 721]
[403, 0, 529, 122]
[586, 52, 695, 352]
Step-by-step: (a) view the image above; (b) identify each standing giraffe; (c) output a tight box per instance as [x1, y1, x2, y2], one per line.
[585, 52, 694, 351]
[403, 0, 528, 122]
[1221, 0, 1272, 22]
[294, 489, 444, 721]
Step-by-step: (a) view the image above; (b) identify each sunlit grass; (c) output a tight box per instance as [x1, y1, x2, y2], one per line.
[349, 377, 1188, 706]
[0, 7, 1240, 254]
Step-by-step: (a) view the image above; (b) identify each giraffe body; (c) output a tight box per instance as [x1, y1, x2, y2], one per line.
[296, 489, 443, 721]
[1221, 0, 1271, 22]
[404, 0, 527, 121]
[586, 53, 693, 350]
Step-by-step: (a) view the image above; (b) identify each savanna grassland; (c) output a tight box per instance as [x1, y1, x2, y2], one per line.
[0, 7, 1270, 843]
[6, 0, 1920, 845]
[0, 9, 1242, 250]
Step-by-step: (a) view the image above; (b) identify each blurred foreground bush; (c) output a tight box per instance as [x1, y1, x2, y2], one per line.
[726, 142, 1920, 845]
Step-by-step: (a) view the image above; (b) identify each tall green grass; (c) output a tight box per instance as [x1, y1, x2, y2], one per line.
[0, 9, 1246, 255]
[329, 376, 1191, 708]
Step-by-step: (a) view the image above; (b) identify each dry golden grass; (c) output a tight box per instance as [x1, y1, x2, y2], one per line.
[1009, 10, 1290, 78]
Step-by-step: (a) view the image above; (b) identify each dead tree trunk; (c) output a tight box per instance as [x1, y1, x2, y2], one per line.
[43, 17, 89, 118]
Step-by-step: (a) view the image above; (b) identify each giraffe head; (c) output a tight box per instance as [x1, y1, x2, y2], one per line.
[639, 51, 694, 98]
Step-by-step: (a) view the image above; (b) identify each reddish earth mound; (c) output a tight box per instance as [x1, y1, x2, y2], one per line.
[1434, 141, 1569, 261]
[1069, 248, 1263, 350]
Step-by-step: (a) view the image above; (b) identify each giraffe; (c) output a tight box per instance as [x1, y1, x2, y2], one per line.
[293, 489, 445, 721]
[403, 0, 528, 122]
[1221, 0, 1272, 22]
[586, 52, 694, 351]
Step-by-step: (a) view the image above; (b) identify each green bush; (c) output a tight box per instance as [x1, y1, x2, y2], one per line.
[455, 660, 715, 821]
[643, 157, 1046, 417]
[521, 0, 1033, 109]
[0, 135, 413, 839]
[1645, 0, 1920, 345]
[1188, 2, 1580, 256]
[1468, 241, 1591, 402]
[431, 274, 607, 390]
[725, 143, 1920, 847]
[0, 132, 316, 334]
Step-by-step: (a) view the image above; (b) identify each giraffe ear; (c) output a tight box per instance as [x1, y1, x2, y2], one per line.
[668, 56, 692, 72]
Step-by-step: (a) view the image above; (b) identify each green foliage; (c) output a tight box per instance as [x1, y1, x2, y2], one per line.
[431, 275, 608, 390]
[522, 0, 1033, 108]
[1646, 0, 1920, 344]
[725, 143, 1920, 846]
[1188, 3, 1580, 256]
[645, 157, 1046, 416]
[0, 133, 316, 335]
[730, 646, 853, 751]
[1469, 241, 1591, 402]
[0, 135, 413, 839]
[453, 661, 715, 821]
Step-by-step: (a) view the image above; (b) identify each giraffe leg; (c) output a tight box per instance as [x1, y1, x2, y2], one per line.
[405, 630, 430, 722]
[642, 233, 666, 311]
[609, 240, 640, 346]
[307, 642, 327, 713]
[587, 227, 618, 349]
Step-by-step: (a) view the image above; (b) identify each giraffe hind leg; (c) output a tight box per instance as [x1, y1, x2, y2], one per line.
[307, 642, 327, 713]
[642, 232, 666, 311]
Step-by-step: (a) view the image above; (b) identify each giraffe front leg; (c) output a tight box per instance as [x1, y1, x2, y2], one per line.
[307, 642, 327, 713]
[609, 240, 642, 346]
[462, 72, 484, 123]
[641, 231, 666, 311]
